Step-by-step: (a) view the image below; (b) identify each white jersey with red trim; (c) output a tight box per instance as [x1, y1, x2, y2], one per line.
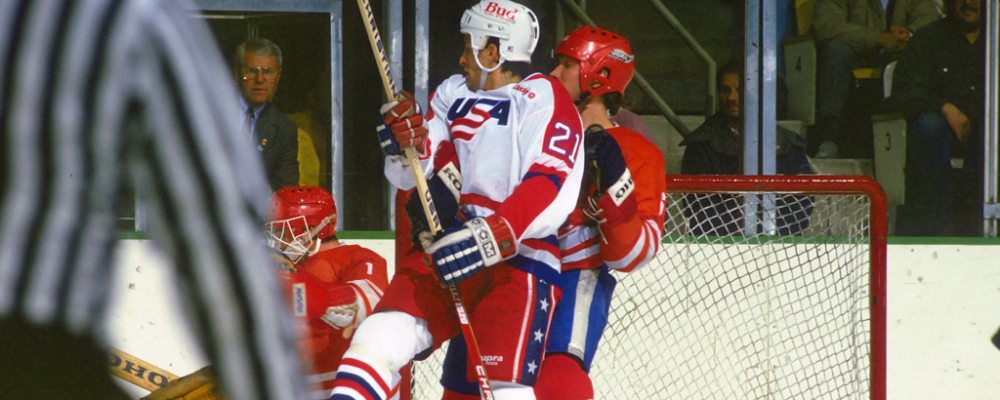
[385, 73, 585, 276]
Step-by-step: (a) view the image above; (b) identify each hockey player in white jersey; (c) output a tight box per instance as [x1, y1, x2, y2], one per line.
[327, 1, 584, 400]
[438, 26, 668, 400]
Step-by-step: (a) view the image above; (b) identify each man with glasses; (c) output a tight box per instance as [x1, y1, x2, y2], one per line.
[235, 38, 300, 191]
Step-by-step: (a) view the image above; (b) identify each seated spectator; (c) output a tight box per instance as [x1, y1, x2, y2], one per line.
[811, 0, 940, 158]
[680, 60, 813, 236]
[887, 0, 984, 237]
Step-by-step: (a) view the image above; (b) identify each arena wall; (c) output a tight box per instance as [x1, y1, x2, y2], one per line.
[107, 238, 1000, 399]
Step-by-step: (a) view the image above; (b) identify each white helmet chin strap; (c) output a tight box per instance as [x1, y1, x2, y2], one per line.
[303, 215, 333, 257]
[472, 38, 505, 91]
[307, 238, 322, 257]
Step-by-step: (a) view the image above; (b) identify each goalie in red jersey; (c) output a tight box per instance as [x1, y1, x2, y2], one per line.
[265, 186, 392, 400]
[439, 26, 667, 400]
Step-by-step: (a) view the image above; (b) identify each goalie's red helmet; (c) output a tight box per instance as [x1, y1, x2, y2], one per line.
[269, 186, 338, 240]
[554, 26, 635, 99]
[267, 186, 337, 262]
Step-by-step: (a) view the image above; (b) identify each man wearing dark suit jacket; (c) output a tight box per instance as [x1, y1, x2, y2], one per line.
[235, 38, 299, 191]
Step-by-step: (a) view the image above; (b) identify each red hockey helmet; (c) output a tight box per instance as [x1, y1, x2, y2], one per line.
[266, 186, 337, 262]
[554, 26, 635, 99]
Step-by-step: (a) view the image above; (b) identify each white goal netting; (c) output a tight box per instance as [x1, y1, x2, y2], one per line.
[406, 175, 886, 400]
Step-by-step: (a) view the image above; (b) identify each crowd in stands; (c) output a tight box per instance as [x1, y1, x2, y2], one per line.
[805, 0, 985, 236]
[119, 1, 990, 238]
[669, 0, 985, 237]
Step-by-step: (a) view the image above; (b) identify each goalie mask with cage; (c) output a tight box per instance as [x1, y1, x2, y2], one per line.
[460, 0, 539, 85]
[555, 26, 635, 101]
[266, 186, 337, 263]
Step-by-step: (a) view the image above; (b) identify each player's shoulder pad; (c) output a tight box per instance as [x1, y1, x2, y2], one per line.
[516, 73, 562, 95]
[607, 125, 645, 142]
[515, 73, 577, 116]
[609, 126, 664, 161]
[609, 128, 666, 179]
[428, 74, 470, 111]
[342, 244, 388, 264]
[436, 74, 470, 96]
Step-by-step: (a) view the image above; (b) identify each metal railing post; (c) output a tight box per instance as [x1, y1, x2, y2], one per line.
[647, 0, 717, 117]
[557, 0, 694, 138]
[984, 0, 999, 236]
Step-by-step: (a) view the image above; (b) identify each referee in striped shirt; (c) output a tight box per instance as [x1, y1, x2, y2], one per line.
[1, 0, 310, 399]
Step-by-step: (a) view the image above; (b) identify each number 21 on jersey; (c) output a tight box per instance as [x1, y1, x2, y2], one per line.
[543, 121, 581, 167]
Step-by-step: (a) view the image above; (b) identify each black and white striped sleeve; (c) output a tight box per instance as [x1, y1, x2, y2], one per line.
[0, 0, 309, 399]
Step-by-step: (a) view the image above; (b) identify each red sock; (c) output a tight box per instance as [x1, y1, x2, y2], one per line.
[441, 388, 480, 400]
[533, 354, 594, 400]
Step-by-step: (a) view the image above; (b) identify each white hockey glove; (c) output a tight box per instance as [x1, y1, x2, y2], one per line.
[425, 215, 517, 286]
[320, 300, 359, 330]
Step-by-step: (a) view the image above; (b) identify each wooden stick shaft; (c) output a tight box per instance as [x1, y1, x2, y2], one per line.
[356, 0, 440, 235]
[108, 347, 178, 392]
[354, 1, 492, 398]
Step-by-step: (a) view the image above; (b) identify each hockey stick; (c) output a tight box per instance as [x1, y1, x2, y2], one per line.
[108, 347, 179, 392]
[109, 348, 226, 399]
[355, 0, 440, 236]
[354, 1, 495, 399]
[142, 367, 225, 400]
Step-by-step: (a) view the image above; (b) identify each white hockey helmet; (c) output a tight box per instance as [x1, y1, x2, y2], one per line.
[460, 0, 539, 71]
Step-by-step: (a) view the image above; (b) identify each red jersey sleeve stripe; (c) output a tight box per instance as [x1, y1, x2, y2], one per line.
[629, 223, 661, 272]
[525, 163, 568, 188]
[460, 193, 501, 212]
[520, 238, 561, 260]
[496, 174, 560, 238]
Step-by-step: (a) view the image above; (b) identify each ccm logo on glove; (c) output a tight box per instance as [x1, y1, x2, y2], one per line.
[469, 217, 513, 261]
[610, 171, 635, 206]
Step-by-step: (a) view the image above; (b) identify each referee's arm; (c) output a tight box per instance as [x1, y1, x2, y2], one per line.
[122, 1, 309, 399]
[0, 0, 309, 397]
[112, 1, 305, 399]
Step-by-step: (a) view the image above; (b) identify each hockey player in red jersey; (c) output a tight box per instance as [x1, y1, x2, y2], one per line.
[328, 1, 585, 399]
[439, 26, 667, 400]
[265, 186, 391, 400]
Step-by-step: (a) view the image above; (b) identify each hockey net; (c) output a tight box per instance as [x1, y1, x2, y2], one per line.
[406, 175, 886, 400]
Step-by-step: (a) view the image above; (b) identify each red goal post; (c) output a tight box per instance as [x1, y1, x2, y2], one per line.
[406, 175, 887, 400]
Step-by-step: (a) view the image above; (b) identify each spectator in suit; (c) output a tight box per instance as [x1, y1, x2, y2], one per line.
[680, 60, 813, 236]
[235, 38, 299, 191]
[811, 0, 940, 158]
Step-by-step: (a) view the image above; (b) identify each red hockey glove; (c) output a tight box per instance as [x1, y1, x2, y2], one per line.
[583, 125, 636, 227]
[377, 91, 427, 156]
[279, 269, 359, 330]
